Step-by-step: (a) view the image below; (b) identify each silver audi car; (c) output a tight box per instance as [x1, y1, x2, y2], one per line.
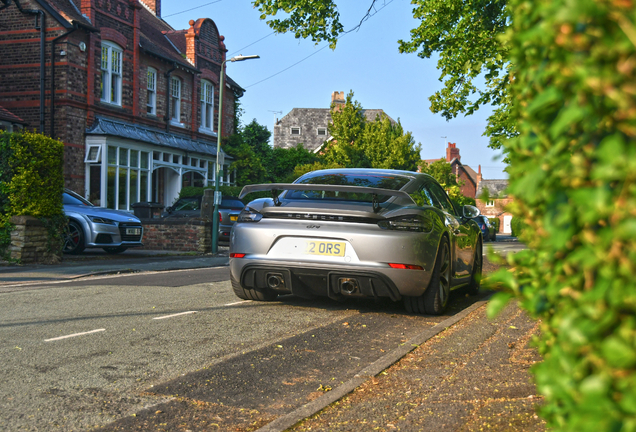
[229, 168, 483, 315]
[63, 189, 143, 254]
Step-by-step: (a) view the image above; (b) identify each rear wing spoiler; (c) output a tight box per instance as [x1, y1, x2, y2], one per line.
[238, 183, 415, 212]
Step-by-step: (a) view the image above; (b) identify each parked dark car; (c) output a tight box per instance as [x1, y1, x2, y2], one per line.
[162, 195, 244, 243]
[229, 168, 483, 315]
[472, 215, 496, 242]
[62, 189, 143, 254]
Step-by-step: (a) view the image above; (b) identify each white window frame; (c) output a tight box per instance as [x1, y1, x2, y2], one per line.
[290, 127, 301, 135]
[170, 77, 182, 126]
[84, 145, 102, 163]
[199, 80, 215, 134]
[147, 68, 156, 116]
[101, 41, 123, 106]
[486, 200, 495, 207]
[317, 127, 327, 136]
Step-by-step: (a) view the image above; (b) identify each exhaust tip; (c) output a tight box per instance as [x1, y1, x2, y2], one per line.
[339, 278, 359, 295]
[266, 273, 283, 289]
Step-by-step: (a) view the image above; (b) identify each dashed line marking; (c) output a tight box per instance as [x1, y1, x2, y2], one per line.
[224, 300, 252, 306]
[153, 311, 197, 320]
[45, 328, 106, 342]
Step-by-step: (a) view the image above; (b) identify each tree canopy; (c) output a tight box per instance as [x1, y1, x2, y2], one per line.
[252, 0, 512, 150]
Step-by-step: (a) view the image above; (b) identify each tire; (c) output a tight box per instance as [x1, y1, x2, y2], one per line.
[103, 246, 128, 254]
[63, 220, 86, 254]
[467, 239, 483, 295]
[403, 239, 451, 315]
[231, 276, 278, 301]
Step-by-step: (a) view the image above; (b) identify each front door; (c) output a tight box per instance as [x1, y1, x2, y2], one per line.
[503, 215, 512, 234]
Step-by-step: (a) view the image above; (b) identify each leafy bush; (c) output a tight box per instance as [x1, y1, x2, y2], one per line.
[487, 1, 636, 430]
[0, 131, 65, 258]
[488, 217, 500, 233]
[509, 217, 527, 238]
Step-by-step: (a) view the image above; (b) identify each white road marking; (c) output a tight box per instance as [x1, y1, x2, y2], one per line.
[45, 328, 105, 342]
[224, 300, 252, 306]
[153, 311, 197, 320]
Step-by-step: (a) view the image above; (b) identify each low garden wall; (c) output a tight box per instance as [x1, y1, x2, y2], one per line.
[140, 218, 212, 253]
[9, 216, 61, 264]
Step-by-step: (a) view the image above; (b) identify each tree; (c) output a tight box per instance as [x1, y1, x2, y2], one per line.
[322, 91, 421, 171]
[420, 159, 474, 207]
[221, 133, 267, 186]
[270, 144, 319, 182]
[252, 0, 511, 151]
[242, 119, 272, 168]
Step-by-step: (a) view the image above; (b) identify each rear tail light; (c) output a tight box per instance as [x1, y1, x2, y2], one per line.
[230, 253, 246, 258]
[378, 214, 433, 233]
[388, 263, 423, 270]
[237, 207, 263, 222]
[219, 212, 223, 223]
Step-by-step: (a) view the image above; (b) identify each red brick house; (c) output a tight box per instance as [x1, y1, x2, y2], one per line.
[421, 142, 479, 199]
[475, 179, 513, 234]
[0, 0, 245, 209]
[0, 104, 27, 132]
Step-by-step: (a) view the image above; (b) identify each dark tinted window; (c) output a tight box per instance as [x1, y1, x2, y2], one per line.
[63, 191, 93, 206]
[426, 182, 456, 215]
[288, 173, 410, 202]
[172, 198, 200, 211]
[220, 199, 244, 209]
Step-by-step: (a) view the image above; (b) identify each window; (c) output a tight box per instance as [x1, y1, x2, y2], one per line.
[200, 80, 214, 132]
[101, 42, 123, 105]
[317, 127, 327, 136]
[427, 182, 457, 215]
[84, 145, 102, 163]
[291, 127, 300, 135]
[106, 145, 150, 210]
[486, 200, 495, 207]
[170, 77, 181, 124]
[147, 68, 156, 115]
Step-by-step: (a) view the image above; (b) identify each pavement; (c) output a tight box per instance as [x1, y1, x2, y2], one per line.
[0, 236, 545, 431]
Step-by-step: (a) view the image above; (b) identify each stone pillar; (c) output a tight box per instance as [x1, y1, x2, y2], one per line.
[9, 216, 62, 264]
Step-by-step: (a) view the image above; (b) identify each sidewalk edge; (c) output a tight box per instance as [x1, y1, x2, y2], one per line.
[256, 294, 493, 432]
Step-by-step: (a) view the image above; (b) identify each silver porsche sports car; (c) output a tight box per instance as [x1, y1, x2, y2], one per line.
[229, 169, 483, 315]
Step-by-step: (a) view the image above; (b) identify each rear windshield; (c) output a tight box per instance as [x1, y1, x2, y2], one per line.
[286, 173, 409, 202]
[220, 199, 245, 209]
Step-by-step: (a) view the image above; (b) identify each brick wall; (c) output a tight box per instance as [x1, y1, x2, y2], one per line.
[476, 197, 514, 233]
[140, 218, 212, 253]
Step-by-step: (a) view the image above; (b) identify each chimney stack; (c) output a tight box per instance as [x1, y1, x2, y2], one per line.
[140, 0, 161, 16]
[446, 142, 460, 162]
[331, 91, 345, 105]
[477, 164, 483, 186]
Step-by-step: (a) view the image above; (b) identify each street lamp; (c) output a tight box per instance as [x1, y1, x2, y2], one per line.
[212, 54, 260, 253]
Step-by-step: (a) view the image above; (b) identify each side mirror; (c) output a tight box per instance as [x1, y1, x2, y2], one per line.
[463, 205, 480, 219]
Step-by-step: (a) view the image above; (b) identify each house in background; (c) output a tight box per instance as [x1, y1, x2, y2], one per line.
[421, 142, 479, 200]
[475, 179, 513, 234]
[0, 0, 245, 210]
[422, 142, 513, 234]
[0, 105, 27, 132]
[273, 91, 395, 152]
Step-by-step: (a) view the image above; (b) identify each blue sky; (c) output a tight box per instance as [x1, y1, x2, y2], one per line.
[161, 0, 508, 180]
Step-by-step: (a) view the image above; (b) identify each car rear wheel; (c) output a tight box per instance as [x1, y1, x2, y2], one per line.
[467, 239, 483, 295]
[231, 277, 278, 301]
[103, 246, 128, 254]
[404, 239, 451, 315]
[63, 220, 86, 254]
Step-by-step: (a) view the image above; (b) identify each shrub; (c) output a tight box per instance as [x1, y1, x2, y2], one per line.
[488, 218, 500, 233]
[487, 1, 636, 430]
[509, 217, 527, 238]
[0, 131, 65, 259]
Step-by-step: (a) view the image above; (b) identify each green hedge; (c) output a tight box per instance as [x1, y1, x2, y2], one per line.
[509, 217, 527, 238]
[487, 1, 636, 430]
[0, 131, 65, 259]
[178, 185, 271, 202]
[488, 217, 500, 233]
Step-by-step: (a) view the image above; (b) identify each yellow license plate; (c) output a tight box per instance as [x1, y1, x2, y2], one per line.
[304, 241, 345, 257]
[230, 215, 238, 222]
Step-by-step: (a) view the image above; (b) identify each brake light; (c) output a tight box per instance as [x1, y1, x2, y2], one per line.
[388, 263, 424, 270]
[219, 212, 223, 223]
[230, 253, 246, 258]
